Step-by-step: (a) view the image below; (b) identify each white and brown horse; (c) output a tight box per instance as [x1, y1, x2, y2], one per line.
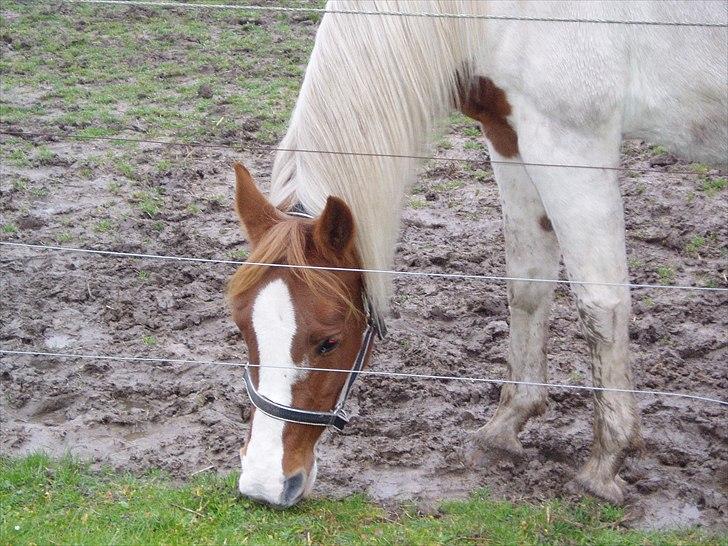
[228, 1, 727, 507]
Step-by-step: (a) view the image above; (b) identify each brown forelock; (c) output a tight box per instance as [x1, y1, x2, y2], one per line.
[227, 217, 362, 320]
[459, 76, 519, 158]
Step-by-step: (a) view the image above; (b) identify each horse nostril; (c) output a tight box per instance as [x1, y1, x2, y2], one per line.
[282, 471, 306, 506]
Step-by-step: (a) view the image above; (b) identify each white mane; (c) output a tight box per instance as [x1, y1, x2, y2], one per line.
[269, 1, 478, 316]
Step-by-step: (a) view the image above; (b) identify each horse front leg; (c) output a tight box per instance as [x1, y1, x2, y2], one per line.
[516, 115, 644, 504]
[467, 149, 560, 464]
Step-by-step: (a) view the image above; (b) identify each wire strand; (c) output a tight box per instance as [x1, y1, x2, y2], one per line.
[3, 241, 727, 292]
[61, 0, 728, 28]
[1, 349, 726, 406]
[0, 129, 715, 177]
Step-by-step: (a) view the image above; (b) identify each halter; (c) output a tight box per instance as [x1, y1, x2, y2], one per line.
[241, 205, 386, 432]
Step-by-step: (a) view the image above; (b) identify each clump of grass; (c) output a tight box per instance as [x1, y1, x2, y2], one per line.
[116, 160, 138, 180]
[699, 176, 726, 197]
[436, 136, 452, 150]
[138, 270, 150, 281]
[463, 140, 483, 151]
[684, 235, 706, 256]
[656, 265, 676, 285]
[8, 148, 30, 167]
[35, 146, 56, 166]
[2, 224, 19, 234]
[56, 232, 72, 243]
[229, 249, 249, 260]
[186, 203, 201, 214]
[11, 179, 28, 192]
[409, 196, 426, 209]
[472, 169, 490, 182]
[433, 179, 464, 192]
[156, 159, 172, 174]
[132, 190, 163, 217]
[94, 219, 113, 233]
[627, 257, 643, 269]
[142, 335, 157, 346]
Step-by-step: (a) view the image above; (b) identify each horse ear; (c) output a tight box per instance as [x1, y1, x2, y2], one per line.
[233, 163, 280, 247]
[313, 196, 355, 257]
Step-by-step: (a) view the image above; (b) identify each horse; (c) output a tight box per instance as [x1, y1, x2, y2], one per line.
[227, 1, 727, 507]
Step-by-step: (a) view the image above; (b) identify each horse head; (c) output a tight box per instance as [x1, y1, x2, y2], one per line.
[228, 163, 372, 507]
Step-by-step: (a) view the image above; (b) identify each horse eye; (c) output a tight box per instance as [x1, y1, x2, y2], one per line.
[316, 338, 339, 355]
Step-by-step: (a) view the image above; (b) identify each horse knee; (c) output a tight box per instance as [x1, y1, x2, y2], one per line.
[575, 290, 628, 345]
[508, 280, 554, 315]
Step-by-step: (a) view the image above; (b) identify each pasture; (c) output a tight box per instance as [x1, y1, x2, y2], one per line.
[1, 0, 726, 539]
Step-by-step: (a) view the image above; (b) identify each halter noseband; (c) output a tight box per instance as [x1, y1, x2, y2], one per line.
[241, 205, 386, 432]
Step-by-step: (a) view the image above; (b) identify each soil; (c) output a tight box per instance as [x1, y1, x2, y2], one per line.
[1, 131, 726, 531]
[1, 4, 727, 532]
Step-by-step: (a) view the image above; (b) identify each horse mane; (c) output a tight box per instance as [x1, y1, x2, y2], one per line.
[268, 0, 480, 317]
[227, 219, 360, 317]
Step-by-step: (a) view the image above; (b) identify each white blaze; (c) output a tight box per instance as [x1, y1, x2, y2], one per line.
[238, 279, 300, 502]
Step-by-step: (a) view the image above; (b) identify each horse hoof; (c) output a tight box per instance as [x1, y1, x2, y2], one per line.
[463, 425, 525, 467]
[570, 472, 626, 505]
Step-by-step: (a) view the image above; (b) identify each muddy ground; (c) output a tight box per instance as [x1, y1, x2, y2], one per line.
[1, 2, 727, 533]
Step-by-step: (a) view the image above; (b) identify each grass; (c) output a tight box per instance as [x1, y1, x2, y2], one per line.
[699, 176, 727, 197]
[685, 235, 706, 256]
[0, 0, 318, 144]
[133, 190, 163, 217]
[1, 455, 720, 546]
[229, 249, 249, 261]
[656, 265, 676, 285]
[94, 219, 113, 233]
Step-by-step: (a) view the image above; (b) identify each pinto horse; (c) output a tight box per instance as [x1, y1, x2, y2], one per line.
[227, 1, 727, 507]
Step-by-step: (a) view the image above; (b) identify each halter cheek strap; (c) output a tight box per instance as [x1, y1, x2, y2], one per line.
[242, 320, 377, 432]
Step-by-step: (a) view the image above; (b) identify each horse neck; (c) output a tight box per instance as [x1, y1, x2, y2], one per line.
[270, 1, 477, 315]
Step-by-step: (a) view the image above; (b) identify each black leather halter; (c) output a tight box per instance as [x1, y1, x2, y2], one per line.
[241, 205, 385, 432]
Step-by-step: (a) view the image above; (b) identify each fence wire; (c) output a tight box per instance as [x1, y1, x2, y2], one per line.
[61, 0, 728, 28]
[2, 349, 726, 407]
[0, 129, 719, 177]
[3, 241, 727, 292]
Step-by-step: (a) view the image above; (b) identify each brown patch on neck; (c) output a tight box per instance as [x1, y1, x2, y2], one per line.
[539, 214, 554, 232]
[459, 76, 519, 158]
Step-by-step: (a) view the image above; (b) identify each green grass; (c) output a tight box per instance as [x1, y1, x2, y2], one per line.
[229, 249, 250, 261]
[656, 265, 676, 285]
[1, 455, 720, 545]
[94, 218, 113, 233]
[699, 176, 727, 197]
[0, 0, 318, 144]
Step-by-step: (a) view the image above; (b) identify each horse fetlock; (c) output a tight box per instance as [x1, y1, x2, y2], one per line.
[466, 418, 526, 465]
[573, 465, 627, 505]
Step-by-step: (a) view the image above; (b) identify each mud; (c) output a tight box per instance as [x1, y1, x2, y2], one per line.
[1, 131, 726, 531]
[1, 5, 727, 532]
